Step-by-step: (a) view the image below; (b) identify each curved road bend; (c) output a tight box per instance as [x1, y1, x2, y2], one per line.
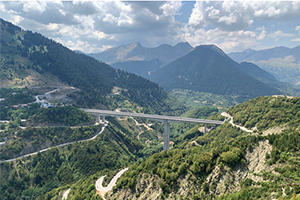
[221, 112, 252, 133]
[0, 123, 108, 164]
[96, 168, 129, 200]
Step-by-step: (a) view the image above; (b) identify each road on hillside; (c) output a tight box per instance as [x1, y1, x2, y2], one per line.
[221, 112, 252, 133]
[0, 123, 108, 164]
[96, 168, 129, 199]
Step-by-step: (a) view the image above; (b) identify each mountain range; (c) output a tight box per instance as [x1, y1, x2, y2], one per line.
[149, 45, 282, 102]
[89, 42, 193, 79]
[89, 41, 193, 65]
[228, 45, 300, 85]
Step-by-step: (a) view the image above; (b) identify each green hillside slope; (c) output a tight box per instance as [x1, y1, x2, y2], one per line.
[150, 45, 281, 103]
[91, 96, 300, 200]
[0, 18, 185, 115]
[0, 119, 144, 200]
[238, 62, 278, 83]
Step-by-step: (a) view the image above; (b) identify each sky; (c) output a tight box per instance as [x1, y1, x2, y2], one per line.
[0, 1, 300, 54]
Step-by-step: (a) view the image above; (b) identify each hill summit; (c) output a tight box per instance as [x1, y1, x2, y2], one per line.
[89, 42, 193, 65]
[150, 45, 281, 102]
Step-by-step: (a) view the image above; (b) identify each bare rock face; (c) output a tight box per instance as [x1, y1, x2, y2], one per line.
[106, 174, 163, 200]
[107, 140, 275, 199]
[245, 139, 273, 182]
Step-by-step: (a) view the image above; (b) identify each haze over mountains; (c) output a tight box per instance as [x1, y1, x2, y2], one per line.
[88, 36, 300, 103]
[89, 42, 193, 78]
[228, 45, 300, 85]
[149, 45, 282, 102]
[89, 42, 193, 65]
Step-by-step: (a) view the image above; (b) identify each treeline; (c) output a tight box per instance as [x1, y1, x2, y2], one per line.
[0, 88, 34, 106]
[228, 96, 300, 131]
[29, 106, 94, 126]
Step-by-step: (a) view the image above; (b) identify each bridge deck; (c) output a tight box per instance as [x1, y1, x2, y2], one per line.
[82, 109, 223, 125]
[82, 109, 223, 151]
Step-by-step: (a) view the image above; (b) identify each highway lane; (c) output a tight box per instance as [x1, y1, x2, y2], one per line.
[83, 109, 224, 125]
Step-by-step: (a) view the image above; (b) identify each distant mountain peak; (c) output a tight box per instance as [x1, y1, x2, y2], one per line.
[90, 41, 193, 65]
[194, 44, 227, 57]
[244, 48, 255, 53]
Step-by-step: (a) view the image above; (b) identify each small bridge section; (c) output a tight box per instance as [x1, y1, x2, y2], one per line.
[82, 109, 223, 151]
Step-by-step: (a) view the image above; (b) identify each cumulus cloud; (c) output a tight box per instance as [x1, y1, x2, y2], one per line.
[188, 1, 300, 31]
[268, 30, 294, 41]
[296, 26, 300, 34]
[0, 1, 185, 52]
[0, 1, 299, 53]
[181, 27, 261, 53]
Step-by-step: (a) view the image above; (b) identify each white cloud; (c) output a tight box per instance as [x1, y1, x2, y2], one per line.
[0, 1, 299, 54]
[268, 30, 294, 38]
[22, 1, 48, 13]
[291, 38, 300, 42]
[296, 26, 300, 34]
[182, 27, 261, 53]
[257, 29, 267, 40]
[188, 1, 300, 31]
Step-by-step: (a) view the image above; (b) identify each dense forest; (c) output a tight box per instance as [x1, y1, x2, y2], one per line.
[227, 96, 300, 131]
[28, 106, 94, 126]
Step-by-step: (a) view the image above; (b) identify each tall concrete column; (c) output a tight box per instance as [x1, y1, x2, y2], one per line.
[97, 115, 100, 123]
[102, 116, 105, 123]
[204, 124, 207, 134]
[163, 120, 170, 151]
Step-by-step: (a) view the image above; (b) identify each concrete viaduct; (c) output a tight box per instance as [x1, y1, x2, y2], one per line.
[82, 109, 223, 151]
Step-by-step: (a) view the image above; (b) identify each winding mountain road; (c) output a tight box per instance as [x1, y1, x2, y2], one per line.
[96, 168, 129, 200]
[221, 112, 252, 133]
[0, 123, 108, 164]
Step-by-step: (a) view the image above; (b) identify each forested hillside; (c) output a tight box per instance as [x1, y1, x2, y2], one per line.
[0, 119, 145, 200]
[89, 96, 300, 200]
[0, 18, 185, 115]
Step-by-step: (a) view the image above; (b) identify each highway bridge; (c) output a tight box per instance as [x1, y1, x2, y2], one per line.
[82, 109, 224, 151]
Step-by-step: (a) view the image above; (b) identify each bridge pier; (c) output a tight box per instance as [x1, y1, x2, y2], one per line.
[204, 124, 207, 134]
[96, 115, 106, 123]
[163, 120, 170, 151]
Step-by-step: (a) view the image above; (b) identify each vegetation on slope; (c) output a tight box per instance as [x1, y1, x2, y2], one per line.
[0, 18, 186, 116]
[0, 88, 35, 106]
[0, 119, 144, 200]
[171, 89, 238, 110]
[105, 96, 300, 199]
[28, 106, 93, 126]
[227, 96, 300, 131]
[0, 125, 101, 160]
